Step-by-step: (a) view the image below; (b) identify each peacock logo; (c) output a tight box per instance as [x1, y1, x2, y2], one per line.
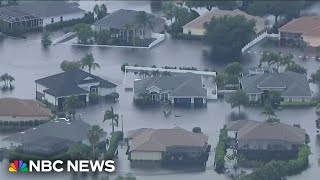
[9, 160, 29, 172]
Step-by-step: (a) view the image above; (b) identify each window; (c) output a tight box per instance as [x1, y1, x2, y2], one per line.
[60, 16, 63, 22]
[91, 87, 97, 93]
[51, 18, 54, 23]
[140, 29, 145, 36]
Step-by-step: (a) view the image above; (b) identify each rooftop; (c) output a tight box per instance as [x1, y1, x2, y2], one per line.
[127, 127, 209, 152]
[93, 9, 165, 33]
[182, 9, 265, 33]
[0, 98, 51, 117]
[134, 73, 207, 97]
[227, 120, 306, 143]
[279, 16, 320, 36]
[3, 119, 105, 144]
[240, 71, 312, 97]
[35, 69, 117, 97]
[0, 1, 85, 21]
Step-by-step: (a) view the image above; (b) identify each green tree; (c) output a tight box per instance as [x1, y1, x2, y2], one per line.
[41, 31, 52, 47]
[162, 2, 175, 24]
[0, 73, 14, 89]
[60, 60, 81, 72]
[95, 29, 111, 45]
[260, 52, 294, 70]
[227, 89, 249, 115]
[68, 144, 91, 160]
[225, 62, 243, 77]
[310, 68, 320, 84]
[226, 150, 246, 180]
[269, 91, 282, 107]
[286, 63, 307, 74]
[103, 106, 119, 133]
[247, 1, 305, 27]
[261, 101, 277, 122]
[87, 125, 104, 160]
[74, 23, 94, 44]
[63, 96, 84, 117]
[184, 0, 238, 11]
[136, 11, 154, 39]
[94, 4, 108, 20]
[204, 16, 256, 60]
[81, 52, 100, 74]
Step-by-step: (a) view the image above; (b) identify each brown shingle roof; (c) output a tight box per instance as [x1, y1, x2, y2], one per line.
[128, 127, 209, 152]
[279, 16, 320, 35]
[0, 98, 51, 117]
[182, 9, 266, 33]
[227, 120, 306, 143]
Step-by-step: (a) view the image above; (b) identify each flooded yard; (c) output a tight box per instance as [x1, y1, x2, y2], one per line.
[0, 1, 320, 180]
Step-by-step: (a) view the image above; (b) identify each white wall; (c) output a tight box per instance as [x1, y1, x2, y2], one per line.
[0, 115, 51, 122]
[130, 151, 162, 161]
[182, 27, 205, 36]
[36, 83, 47, 93]
[283, 97, 311, 102]
[44, 93, 57, 106]
[98, 87, 116, 96]
[42, 12, 86, 26]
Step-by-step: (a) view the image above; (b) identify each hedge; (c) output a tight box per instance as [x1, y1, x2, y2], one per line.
[9, 150, 70, 162]
[105, 131, 123, 160]
[241, 145, 311, 180]
[280, 101, 317, 107]
[175, 33, 203, 40]
[214, 126, 230, 173]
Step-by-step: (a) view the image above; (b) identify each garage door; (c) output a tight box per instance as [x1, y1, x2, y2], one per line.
[174, 98, 191, 107]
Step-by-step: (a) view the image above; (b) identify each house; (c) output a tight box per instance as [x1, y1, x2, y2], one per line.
[241, 67, 276, 78]
[0, 98, 52, 127]
[226, 120, 306, 160]
[2, 119, 107, 156]
[126, 127, 210, 167]
[279, 16, 320, 48]
[133, 73, 208, 107]
[0, 1, 85, 30]
[240, 71, 312, 103]
[35, 69, 117, 109]
[93, 9, 165, 41]
[182, 9, 266, 36]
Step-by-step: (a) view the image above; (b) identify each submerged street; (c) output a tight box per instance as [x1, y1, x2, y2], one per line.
[0, 1, 320, 180]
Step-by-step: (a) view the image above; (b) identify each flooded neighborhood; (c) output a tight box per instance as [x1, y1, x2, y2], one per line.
[0, 1, 320, 180]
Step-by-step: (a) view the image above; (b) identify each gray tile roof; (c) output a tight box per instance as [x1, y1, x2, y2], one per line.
[1, 1, 85, 18]
[134, 73, 207, 97]
[240, 71, 312, 97]
[93, 9, 165, 33]
[35, 69, 117, 97]
[127, 127, 209, 152]
[227, 120, 306, 143]
[3, 119, 104, 144]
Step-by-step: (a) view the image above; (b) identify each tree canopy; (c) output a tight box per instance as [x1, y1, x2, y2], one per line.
[286, 63, 307, 74]
[184, 0, 239, 11]
[80, 52, 100, 74]
[311, 68, 320, 84]
[227, 89, 249, 114]
[74, 23, 94, 44]
[104, 106, 119, 133]
[60, 60, 81, 72]
[87, 125, 104, 160]
[247, 1, 305, 27]
[204, 15, 256, 60]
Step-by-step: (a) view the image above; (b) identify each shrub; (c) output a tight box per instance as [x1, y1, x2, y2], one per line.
[176, 33, 203, 40]
[106, 92, 119, 102]
[105, 131, 123, 160]
[214, 126, 230, 172]
[121, 63, 129, 72]
[89, 92, 100, 104]
[192, 127, 202, 133]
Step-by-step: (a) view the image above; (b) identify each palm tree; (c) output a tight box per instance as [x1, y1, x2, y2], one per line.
[63, 96, 84, 118]
[81, 52, 100, 74]
[151, 70, 160, 77]
[7, 74, 15, 88]
[261, 101, 277, 122]
[87, 125, 104, 160]
[68, 144, 91, 160]
[103, 106, 119, 133]
[226, 150, 245, 180]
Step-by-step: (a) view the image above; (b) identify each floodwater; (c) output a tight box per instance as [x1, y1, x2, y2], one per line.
[0, 1, 320, 180]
